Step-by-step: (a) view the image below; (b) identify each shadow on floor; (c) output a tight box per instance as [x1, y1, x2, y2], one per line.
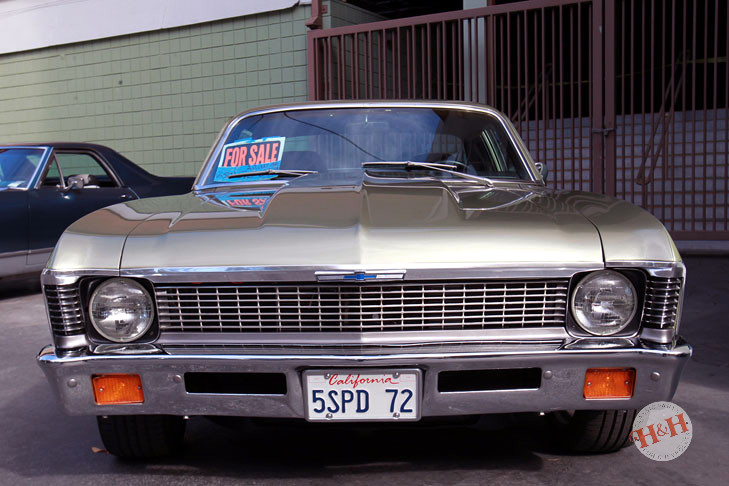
[0, 273, 41, 299]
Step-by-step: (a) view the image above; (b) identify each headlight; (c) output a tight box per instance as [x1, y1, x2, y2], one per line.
[89, 278, 154, 343]
[571, 270, 637, 336]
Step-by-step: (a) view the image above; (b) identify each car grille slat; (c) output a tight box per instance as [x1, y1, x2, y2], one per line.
[642, 276, 682, 329]
[155, 280, 569, 333]
[157, 302, 568, 313]
[44, 285, 85, 336]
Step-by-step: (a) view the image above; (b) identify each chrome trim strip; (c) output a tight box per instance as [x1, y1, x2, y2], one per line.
[193, 101, 542, 191]
[41, 268, 119, 286]
[118, 264, 603, 283]
[28, 247, 54, 256]
[39, 339, 693, 363]
[41, 284, 54, 346]
[676, 271, 686, 335]
[91, 344, 163, 355]
[156, 328, 570, 346]
[639, 328, 675, 344]
[606, 261, 685, 279]
[54, 334, 89, 349]
[0, 249, 28, 259]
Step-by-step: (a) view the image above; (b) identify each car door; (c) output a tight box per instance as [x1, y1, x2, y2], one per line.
[0, 190, 30, 277]
[27, 150, 136, 264]
[0, 146, 49, 276]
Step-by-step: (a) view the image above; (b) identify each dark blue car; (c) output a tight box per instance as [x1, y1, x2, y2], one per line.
[0, 143, 193, 278]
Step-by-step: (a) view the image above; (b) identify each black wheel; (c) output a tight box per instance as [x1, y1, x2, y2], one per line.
[549, 409, 636, 453]
[97, 415, 186, 459]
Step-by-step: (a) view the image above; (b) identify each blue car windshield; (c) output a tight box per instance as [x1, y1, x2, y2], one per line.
[202, 108, 532, 186]
[0, 148, 44, 189]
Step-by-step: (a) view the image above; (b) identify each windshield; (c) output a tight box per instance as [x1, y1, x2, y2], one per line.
[202, 108, 532, 186]
[0, 148, 44, 189]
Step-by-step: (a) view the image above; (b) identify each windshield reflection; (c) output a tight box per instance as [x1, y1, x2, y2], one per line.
[0, 148, 44, 189]
[202, 108, 531, 187]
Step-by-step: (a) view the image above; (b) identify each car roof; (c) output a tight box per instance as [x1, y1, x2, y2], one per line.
[0, 142, 164, 186]
[227, 100, 503, 123]
[0, 142, 114, 150]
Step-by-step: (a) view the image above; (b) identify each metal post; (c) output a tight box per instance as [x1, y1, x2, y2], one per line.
[590, 0, 605, 194]
[604, 0, 616, 196]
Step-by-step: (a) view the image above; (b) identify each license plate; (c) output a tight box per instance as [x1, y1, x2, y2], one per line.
[304, 369, 421, 421]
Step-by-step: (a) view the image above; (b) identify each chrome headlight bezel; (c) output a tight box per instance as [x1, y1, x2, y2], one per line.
[88, 278, 156, 343]
[569, 270, 641, 337]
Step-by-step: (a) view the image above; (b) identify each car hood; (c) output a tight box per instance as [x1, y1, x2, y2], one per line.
[49, 176, 679, 272]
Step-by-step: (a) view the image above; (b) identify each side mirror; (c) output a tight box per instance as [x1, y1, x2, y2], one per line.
[66, 175, 86, 191]
[534, 162, 548, 182]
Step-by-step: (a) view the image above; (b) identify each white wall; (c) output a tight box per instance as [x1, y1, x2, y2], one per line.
[0, 0, 307, 55]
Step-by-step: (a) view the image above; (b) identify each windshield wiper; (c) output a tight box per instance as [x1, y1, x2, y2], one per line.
[283, 112, 384, 161]
[227, 169, 316, 180]
[361, 161, 494, 187]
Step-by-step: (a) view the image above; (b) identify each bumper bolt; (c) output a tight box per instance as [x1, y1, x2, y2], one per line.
[67, 378, 78, 388]
[651, 372, 661, 382]
[172, 375, 183, 383]
[543, 370, 553, 380]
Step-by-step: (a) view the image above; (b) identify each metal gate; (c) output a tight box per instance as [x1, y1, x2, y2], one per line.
[307, 0, 729, 240]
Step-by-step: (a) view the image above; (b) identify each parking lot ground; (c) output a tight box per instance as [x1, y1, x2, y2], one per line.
[0, 257, 728, 485]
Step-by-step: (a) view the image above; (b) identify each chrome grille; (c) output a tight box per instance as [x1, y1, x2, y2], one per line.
[44, 285, 85, 336]
[642, 277, 682, 328]
[155, 280, 569, 333]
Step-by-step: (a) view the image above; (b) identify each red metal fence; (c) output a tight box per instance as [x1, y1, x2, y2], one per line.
[307, 0, 729, 240]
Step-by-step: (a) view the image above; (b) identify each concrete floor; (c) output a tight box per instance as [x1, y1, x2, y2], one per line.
[0, 257, 727, 485]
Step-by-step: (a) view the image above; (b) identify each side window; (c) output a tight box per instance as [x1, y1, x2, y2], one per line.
[54, 153, 117, 188]
[42, 158, 62, 187]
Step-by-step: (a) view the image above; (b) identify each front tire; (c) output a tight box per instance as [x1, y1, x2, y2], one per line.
[549, 409, 636, 453]
[97, 415, 186, 459]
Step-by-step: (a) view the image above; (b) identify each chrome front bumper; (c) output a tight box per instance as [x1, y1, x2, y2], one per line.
[37, 339, 692, 417]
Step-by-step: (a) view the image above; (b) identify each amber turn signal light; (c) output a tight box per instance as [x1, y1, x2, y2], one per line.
[92, 374, 144, 405]
[584, 368, 635, 399]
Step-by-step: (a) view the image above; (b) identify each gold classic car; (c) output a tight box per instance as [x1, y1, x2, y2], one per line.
[37, 101, 690, 458]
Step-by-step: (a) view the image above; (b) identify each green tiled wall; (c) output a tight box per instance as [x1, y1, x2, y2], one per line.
[325, 0, 384, 29]
[0, 4, 312, 176]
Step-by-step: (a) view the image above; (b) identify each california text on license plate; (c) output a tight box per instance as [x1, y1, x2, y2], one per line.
[304, 369, 421, 421]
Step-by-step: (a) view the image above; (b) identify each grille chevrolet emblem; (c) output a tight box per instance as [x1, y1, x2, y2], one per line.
[315, 270, 406, 282]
